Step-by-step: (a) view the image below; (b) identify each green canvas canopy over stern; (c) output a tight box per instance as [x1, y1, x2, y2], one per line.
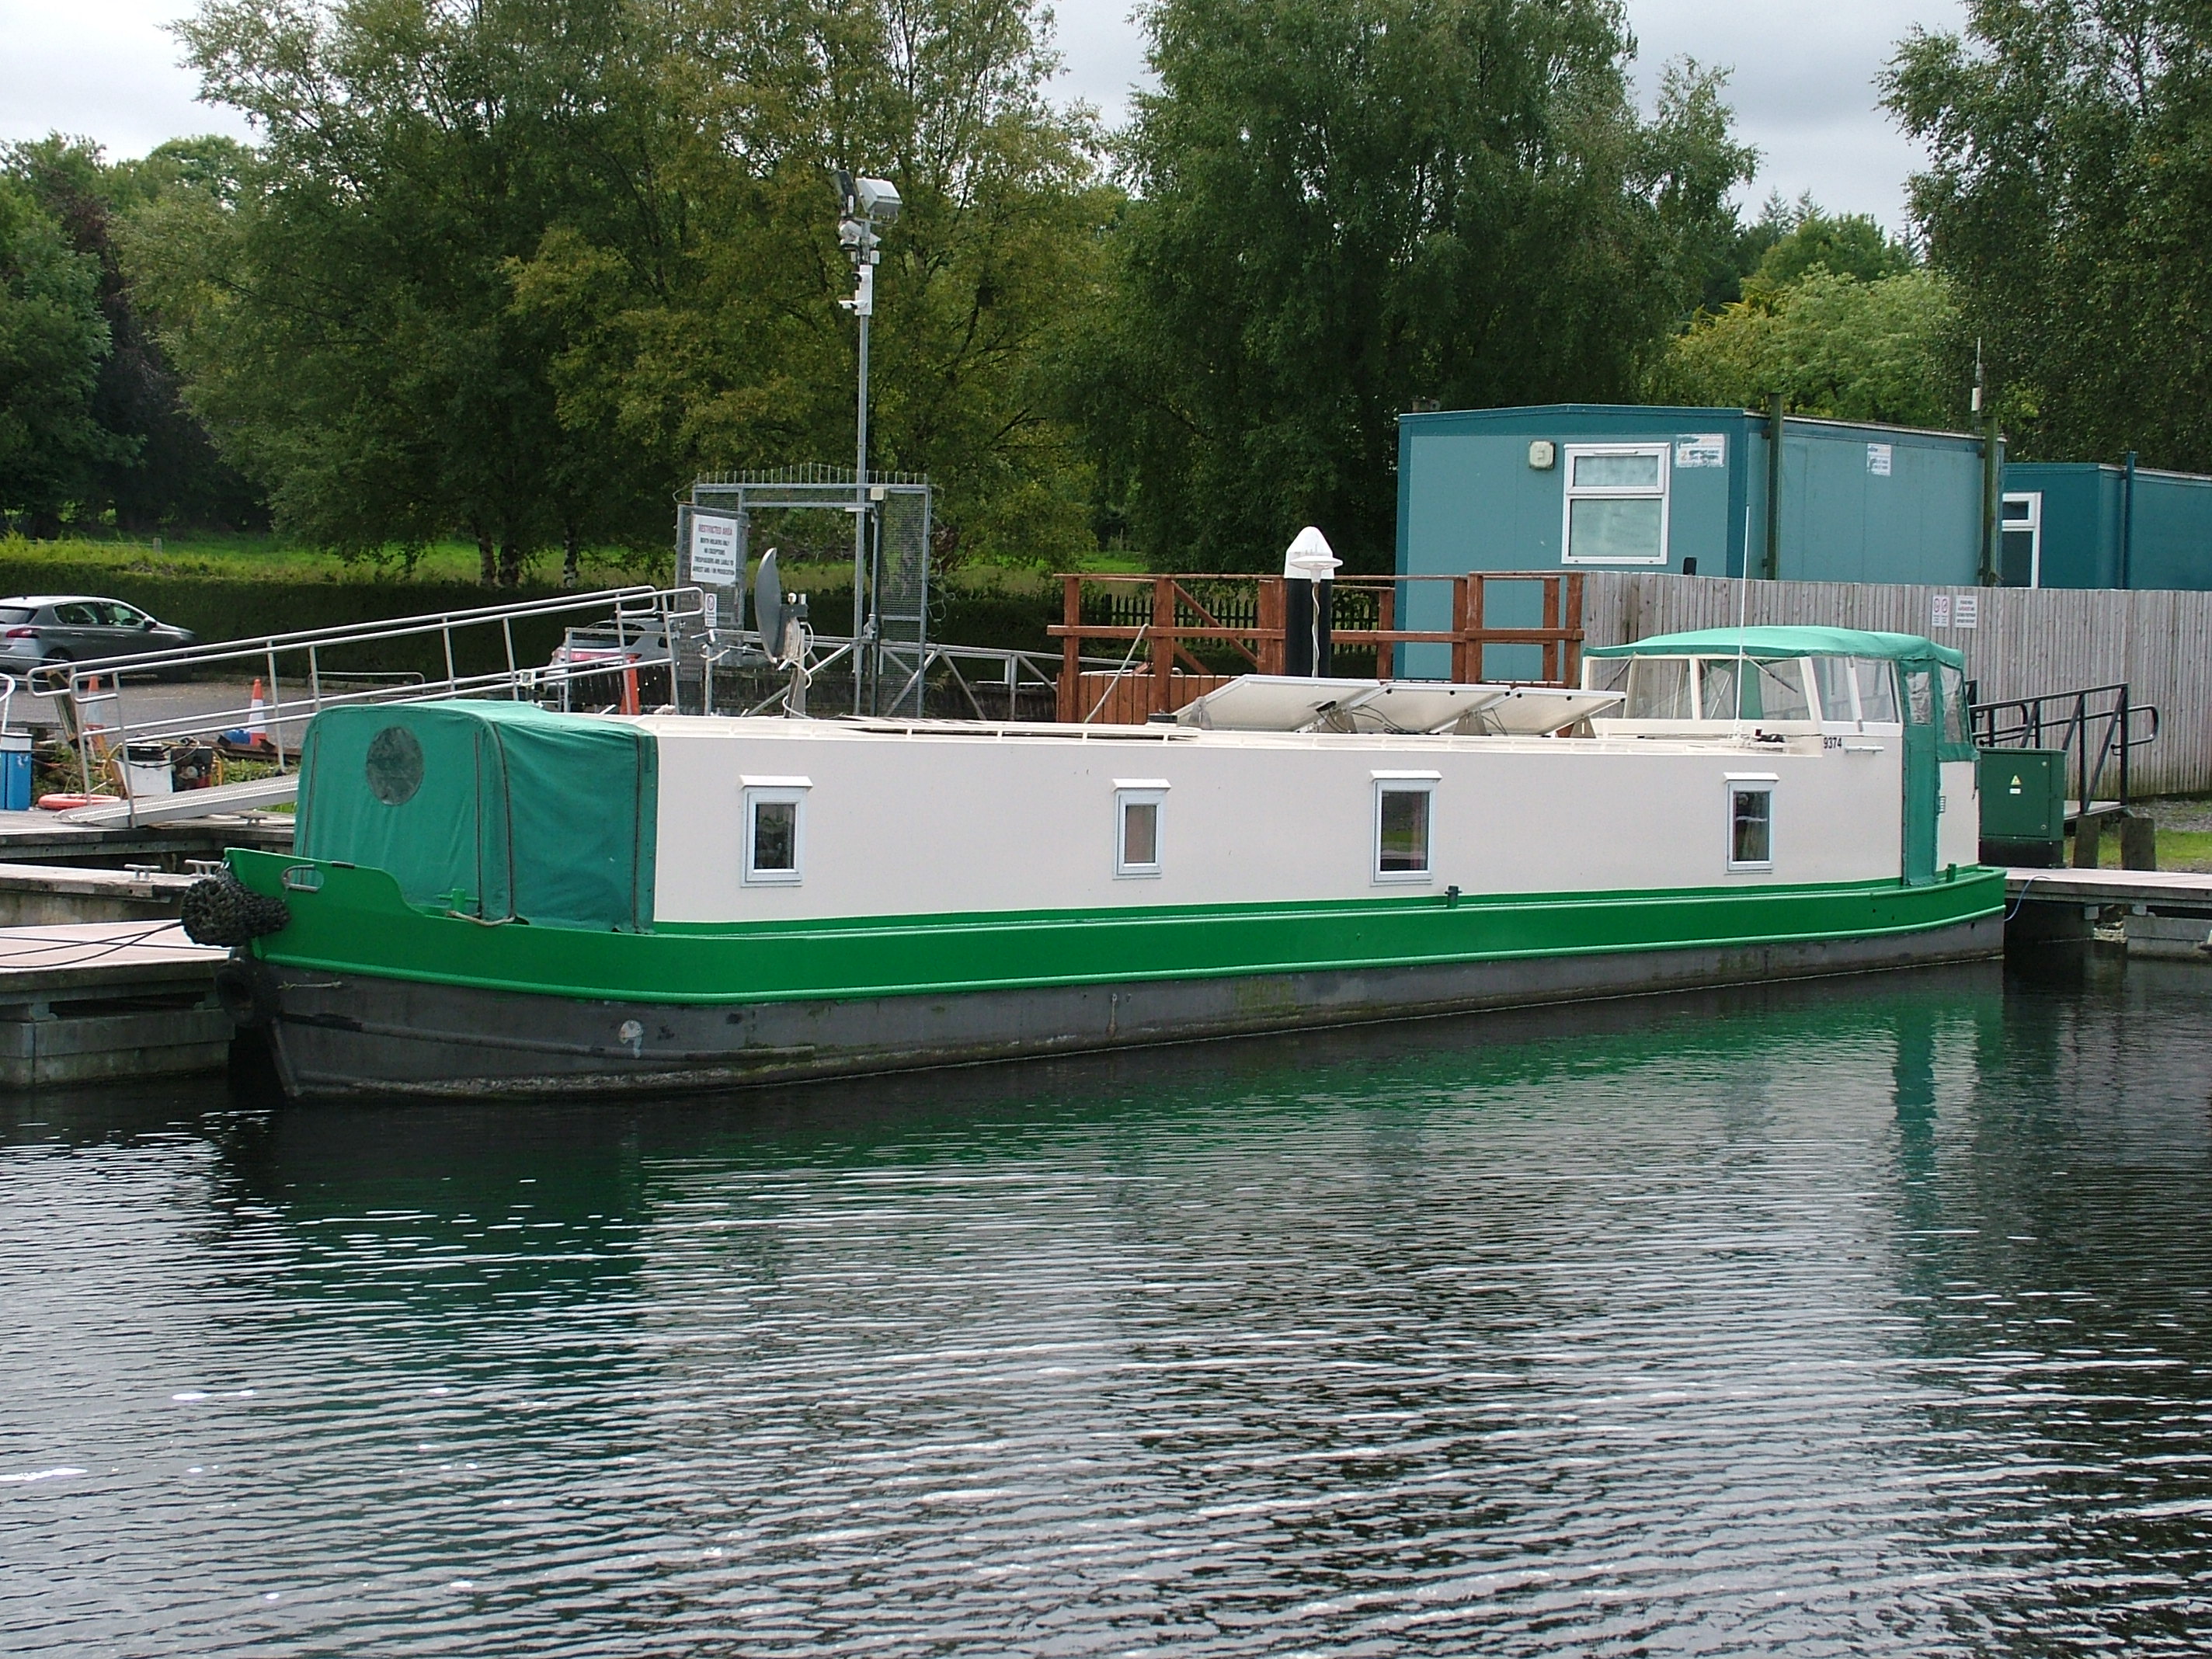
[295, 701, 657, 931]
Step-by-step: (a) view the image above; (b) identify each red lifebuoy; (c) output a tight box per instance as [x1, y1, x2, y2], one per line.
[36, 793, 120, 811]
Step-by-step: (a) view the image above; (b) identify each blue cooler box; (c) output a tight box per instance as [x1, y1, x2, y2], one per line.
[0, 731, 30, 812]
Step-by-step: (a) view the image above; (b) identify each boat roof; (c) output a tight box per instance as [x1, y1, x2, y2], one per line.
[1586, 626, 1964, 669]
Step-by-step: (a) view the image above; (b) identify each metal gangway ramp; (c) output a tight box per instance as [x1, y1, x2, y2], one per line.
[25, 585, 1082, 828]
[28, 586, 695, 827]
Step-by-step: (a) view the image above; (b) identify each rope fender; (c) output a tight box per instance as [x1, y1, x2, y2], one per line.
[182, 871, 292, 947]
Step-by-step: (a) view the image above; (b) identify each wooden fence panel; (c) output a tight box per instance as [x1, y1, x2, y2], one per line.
[1578, 574, 2212, 795]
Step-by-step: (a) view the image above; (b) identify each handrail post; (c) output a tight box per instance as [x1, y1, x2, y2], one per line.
[1149, 576, 1175, 718]
[2119, 684, 2130, 805]
[1257, 576, 1285, 675]
[266, 646, 284, 770]
[1450, 576, 1473, 683]
[1563, 572, 1584, 687]
[1058, 574, 1081, 723]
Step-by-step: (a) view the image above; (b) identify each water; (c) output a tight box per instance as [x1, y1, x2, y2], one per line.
[4, 955, 2210, 1656]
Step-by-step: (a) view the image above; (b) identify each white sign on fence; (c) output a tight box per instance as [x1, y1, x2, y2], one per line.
[689, 513, 741, 585]
[1930, 593, 1953, 630]
[1953, 593, 1979, 630]
[1866, 443, 1894, 476]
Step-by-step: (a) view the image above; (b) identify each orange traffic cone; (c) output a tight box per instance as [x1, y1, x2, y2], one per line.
[248, 676, 268, 736]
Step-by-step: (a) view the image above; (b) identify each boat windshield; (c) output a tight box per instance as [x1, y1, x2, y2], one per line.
[1697, 657, 1812, 722]
[1585, 657, 1692, 720]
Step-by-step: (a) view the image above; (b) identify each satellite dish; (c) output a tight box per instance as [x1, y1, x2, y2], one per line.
[754, 549, 788, 663]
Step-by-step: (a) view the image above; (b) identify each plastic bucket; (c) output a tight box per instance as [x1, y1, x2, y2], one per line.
[0, 731, 30, 812]
[123, 742, 172, 799]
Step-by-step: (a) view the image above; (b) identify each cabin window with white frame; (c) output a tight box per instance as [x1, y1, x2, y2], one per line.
[741, 778, 810, 885]
[1622, 657, 1694, 720]
[1115, 781, 1167, 878]
[1852, 658, 1901, 725]
[1810, 656, 1857, 723]
[1561, 444, 1670, 565]
[1372, 773, 1438, 882]
[1727, 777, 1776, 871]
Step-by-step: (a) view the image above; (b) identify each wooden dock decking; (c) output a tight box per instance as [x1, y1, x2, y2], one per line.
[0, 922, 232, 1088]
[2005, 866, 2212, 957]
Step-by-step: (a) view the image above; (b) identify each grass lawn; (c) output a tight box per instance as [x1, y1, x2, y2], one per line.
[2102, 827, 2212, 872]
[0, 530, 664, 588]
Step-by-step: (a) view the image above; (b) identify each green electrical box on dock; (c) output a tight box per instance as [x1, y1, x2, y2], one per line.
[1979, 748, 2068, 867]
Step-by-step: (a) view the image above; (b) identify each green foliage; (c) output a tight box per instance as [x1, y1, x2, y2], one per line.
[0, 171, 128, 527]
[1885, 1, 2212, 468]
[131, 0, 1110, 584]
[1074, 2, 1755, 572]
[1747, 199, 1916, 293]
[5, 135, 266, 534]
[505, 0, 1115, 572]
[1652, 267, 1961, 428]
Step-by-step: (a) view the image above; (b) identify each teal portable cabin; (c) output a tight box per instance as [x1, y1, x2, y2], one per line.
[1396, 404, 1992, 675]
[2000, 461, 2212, 590]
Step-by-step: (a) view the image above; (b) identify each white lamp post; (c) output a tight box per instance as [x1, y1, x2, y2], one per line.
[834, 170, 902, 661]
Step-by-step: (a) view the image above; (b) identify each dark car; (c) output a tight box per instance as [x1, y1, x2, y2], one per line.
[0, 595, 199, 678]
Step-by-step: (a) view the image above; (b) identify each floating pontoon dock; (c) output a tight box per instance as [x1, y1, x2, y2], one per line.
[0, 922, 230, 1087]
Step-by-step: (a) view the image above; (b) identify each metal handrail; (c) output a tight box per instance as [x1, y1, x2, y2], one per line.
[1970, 682, 2159, 809]
[30, 586, 701, 822]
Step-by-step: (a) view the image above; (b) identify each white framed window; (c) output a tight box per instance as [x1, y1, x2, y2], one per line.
[1372, 770, 1439, 883]
[2000, 491, 2042, 589]
[741, 775, 811, 885]
[1561, 443, 1671, 565]
[1726, 774, 1777, 872]
[1115, 779, 1167, 878]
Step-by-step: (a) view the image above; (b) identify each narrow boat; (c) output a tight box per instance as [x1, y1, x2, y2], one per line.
[210, 625, 2003, 1099]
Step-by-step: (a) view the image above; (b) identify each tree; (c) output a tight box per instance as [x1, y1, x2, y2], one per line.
[0, 171, 127, 531]
[148, 0, 675, 583]
[1748, 198, 1915, 291]
[8, 135, 267, 533]
[508, 0, 1115, 572]
[140, 0, 1110, 581]
[1073, 0, 1754, 573]
[1885, 1, 2212, 468]
[1649, 266, 1961, 428]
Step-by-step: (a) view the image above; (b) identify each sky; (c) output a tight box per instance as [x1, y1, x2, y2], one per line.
[0, 0, 1967, 229]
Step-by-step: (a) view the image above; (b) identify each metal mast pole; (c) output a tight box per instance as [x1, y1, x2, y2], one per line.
[835, 169, 896, 711]
[854, 302, 869, 649]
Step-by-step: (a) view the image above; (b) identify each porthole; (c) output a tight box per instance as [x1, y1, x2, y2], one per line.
[364, 725, 424, 806]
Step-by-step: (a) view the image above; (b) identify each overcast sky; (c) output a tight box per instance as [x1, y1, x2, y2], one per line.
[2, 0, 1966, 228]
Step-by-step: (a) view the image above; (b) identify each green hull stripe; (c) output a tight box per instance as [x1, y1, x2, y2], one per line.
[229, 850, 2005, 1007]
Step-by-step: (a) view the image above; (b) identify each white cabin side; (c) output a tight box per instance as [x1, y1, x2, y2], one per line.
[637, 718, 1911, 925]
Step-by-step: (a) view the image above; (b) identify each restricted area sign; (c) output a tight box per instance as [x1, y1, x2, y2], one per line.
[688, 513, 741, 585]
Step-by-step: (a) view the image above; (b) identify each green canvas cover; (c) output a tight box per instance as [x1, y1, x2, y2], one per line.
[295, 701, 657, 931]
[1585, 625, 1965, 670]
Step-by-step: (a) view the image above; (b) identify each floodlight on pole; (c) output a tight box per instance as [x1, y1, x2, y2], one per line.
[833, 169, 902, 688]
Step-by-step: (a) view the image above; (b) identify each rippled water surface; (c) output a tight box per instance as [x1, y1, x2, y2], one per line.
[5, 955, 2211, 1655]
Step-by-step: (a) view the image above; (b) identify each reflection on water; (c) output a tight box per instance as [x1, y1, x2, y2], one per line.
[3, 957, 2210, 1655]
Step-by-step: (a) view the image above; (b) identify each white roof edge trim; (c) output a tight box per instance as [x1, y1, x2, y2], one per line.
[1113, 778, 1170, 791]
[740, 774, 814, 788]
[1372, 769, 1444, 781]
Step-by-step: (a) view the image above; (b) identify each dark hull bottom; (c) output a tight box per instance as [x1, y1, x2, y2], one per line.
[254, 917, 2004, 1101]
